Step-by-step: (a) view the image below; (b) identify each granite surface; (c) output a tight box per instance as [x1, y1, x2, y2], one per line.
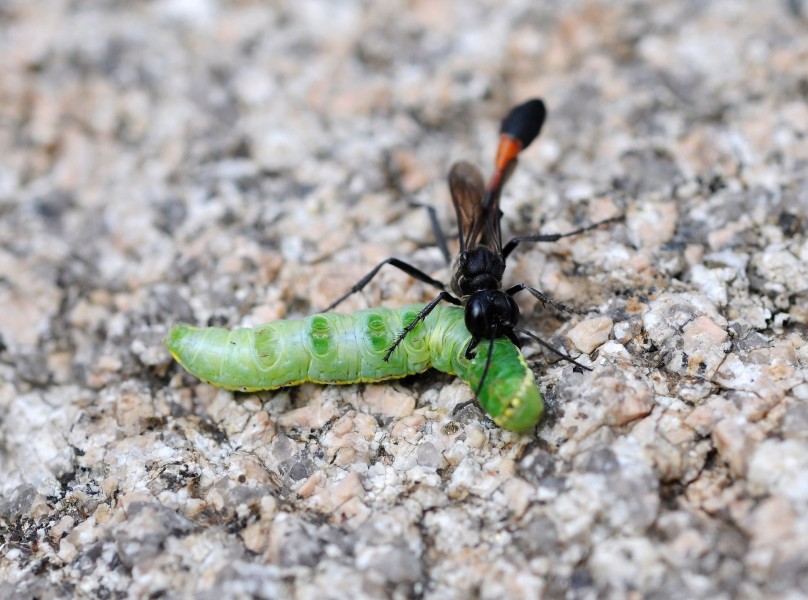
[1, 1, 807, 598]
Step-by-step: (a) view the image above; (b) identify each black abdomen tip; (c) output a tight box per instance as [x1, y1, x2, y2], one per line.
[500, 98, 547, 148]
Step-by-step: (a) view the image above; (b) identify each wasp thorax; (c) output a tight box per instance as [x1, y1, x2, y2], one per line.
[452, 247, 506, 296]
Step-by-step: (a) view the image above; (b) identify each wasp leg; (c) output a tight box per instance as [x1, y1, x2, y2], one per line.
[464, 336, 481, 359]
[502, 215, 624, 258]
[505, 283, 583, 315]
[325, 258, 447, 312]
[514, 326, 592, 371]
[452, 399, 479, 415]
[383, 291, 461, 361]
[505, 328, 521, 348]
[409, 201, 451, 265]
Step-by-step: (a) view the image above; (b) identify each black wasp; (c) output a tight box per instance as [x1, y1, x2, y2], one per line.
[327, 99, 620, 389]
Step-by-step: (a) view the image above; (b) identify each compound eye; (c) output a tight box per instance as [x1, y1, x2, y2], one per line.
[505, 295, 520, 324]
[465, 297, 490, 336]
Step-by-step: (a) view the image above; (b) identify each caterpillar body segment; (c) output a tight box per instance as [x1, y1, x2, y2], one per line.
[166, 304, 543, 432]
[166, 306, 432, 391]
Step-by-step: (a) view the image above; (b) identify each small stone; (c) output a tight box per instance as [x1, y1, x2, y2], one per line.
[751, 246, 808, 294]
[57, 539, 78, 563]
[643, 293, 728, 347]
[748, 439, 808, 501]
[684, 405, 715, 435]
[689, 264, 729, 306]
[49, 515, 75, 541]
[242, 520, 272, 554]
[465, 424, 486, 449]
[356, 545, 423, 585]
[590, 537, 664, 591]
[390, 415, 426, 444]
[358, 386, 416, 418]
[626, 201, 678, 248]
[501, 478, 533, 519]
[276, 394, 337, 429]
[567, 316, 613, 354]
[334, 447, 357, 467]
[712, 417, 761, 476]
[612, 321, 633, 344]
[680, 315, 730, 378]
[297, 473, 324, 499]
[416, 441, 446, 470]
[97, 354, 122, 373]
[114, 389, 157, 435]
[480, 561, 545, 599]
[600, 374, 655, 426]
[597, 340, 631, 360]
[311, 471, 365, 513]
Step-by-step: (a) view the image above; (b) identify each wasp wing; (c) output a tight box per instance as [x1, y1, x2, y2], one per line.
[448, 161, 487, 252]
[449, 100, 547, 254]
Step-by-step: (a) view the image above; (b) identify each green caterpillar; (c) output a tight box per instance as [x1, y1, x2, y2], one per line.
[165, 304, 542, 432]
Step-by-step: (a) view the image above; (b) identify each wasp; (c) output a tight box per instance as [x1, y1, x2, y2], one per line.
[328, 99, 620, 390]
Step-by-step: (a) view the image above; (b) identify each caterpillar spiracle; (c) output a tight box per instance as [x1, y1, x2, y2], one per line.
[165, 304, 543, 432]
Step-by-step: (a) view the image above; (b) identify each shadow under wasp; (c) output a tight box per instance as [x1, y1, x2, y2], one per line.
[326, 99, 621, 394]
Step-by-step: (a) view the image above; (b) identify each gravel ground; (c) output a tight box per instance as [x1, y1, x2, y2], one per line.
[2, 1, 808, 598]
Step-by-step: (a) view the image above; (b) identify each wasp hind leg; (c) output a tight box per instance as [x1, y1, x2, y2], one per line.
[325, 257, 447, 312]
[514, 326, 592, 372]
[502, 215, 624, 259]
[505, 283, 583, 316]
[464, 336, 481, 360]
[409, 201, 452, 265]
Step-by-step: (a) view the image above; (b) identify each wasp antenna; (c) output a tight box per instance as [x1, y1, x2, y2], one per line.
[474, 335, 497, 397]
